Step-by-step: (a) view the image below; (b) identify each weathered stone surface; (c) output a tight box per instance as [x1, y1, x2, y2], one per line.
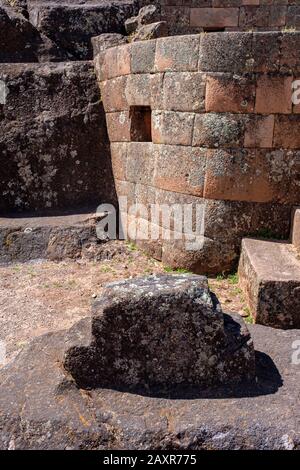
[0, 2, 58, 62]
[163, 71, 206, 112]
[27, 0, 137, 60]
[64, 274, 255, 390]
[0, 209, 115, 263]
[0, 314, 299, 449]
[239, 238, 300, 329]
[205, 73, 255, 113]
[292, 207, 300, 252]
[152, 110, 195, 146]
[132, 21, 168, 42]
[125, 15, 139, 34]
[155, 35, 200, 72]
[0, 62, 115, 213]
[199, 32, 253, 73]
[91, 33, 127, 56]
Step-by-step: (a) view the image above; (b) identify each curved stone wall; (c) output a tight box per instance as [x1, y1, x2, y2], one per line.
[96, 32, 300, 274]
[140, 1, 300, 34]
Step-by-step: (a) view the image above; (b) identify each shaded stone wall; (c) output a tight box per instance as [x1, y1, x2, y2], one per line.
[96, 32, 300, 274]
[0, 62, 115, 213]
[138, 1, 300, 34]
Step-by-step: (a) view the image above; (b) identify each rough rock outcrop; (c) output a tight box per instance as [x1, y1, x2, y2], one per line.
[0, 61, 115, 213]
[64, 274, 255, 390]
[0, 2, 57, 62]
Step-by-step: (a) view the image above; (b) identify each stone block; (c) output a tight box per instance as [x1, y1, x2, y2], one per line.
[163, 72, 206, 112]
[292, 207, 300, 251]
[106, 111, 131, 142]
[152, 110, 195, 146]
[132, 22, 168, 42]
[251, 33, 282, 72]
[280, 33, 300, 73]
[193, 113, 246, 148]
[204, 148, 274, 203]
[100, 44, 131, 81]
[205, 73, 255, 113]
[255, 75, 293, 114]
[154, 144, 206, 197]
[130, 39, 156, 73]
[286, 6, 300, 28]
[190, 8, 239, 28]
[273, 115, 300, 149]
[155, 35, 200, 72]
[126, 142, 155, 186]
[100, 76, 128, 112]
[125, 73, 163, 108]
[64, 274, 255, 390]
[239, 238, 300, 329]
[244, 115, 275, 148]
[199, 32, 253, 73]
[239, 6, 270, 28]
[110, 142, 128, 181]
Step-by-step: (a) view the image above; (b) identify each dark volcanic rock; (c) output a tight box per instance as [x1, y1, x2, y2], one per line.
[0, 312, 299, 449]
[0, 2, 42, 62]
[0, 61, 116, 213]
[132, 21, 168, 42]
[64, 274, 255, 390]
[27, 0, 137, 60]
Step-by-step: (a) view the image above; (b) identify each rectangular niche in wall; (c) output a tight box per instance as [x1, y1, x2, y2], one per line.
[130, 106, 152, 142]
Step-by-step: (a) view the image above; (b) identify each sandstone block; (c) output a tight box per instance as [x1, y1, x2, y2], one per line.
[280, 33, 300, 73]
[154, 145, 206, 197]
[193, 113, 246, 148]
[130, 39, 156, 73]
[101, 76, 128, 112]
[286, 6, 300, 28]
[190, 7, 239, 28]
[255, 75, 293, 114]
[152, 110, 195, 146]
[110, 142, 128, 181]
[126, 142, 155, 185]
[125, 73, 163, 108]
[273, 115, 300, 149]
[64, 274, 255, 390]
[251, 33, 281, 72]
[204, 149, 274, 203]
[239, 238, 300, 329]
[206, 73, 255, 113]
[244, 115, 275, 148]
[155, 35, 200, 72]
[163, 72, 206, 112]
[106, 111, 131, 142]
[199, 32, 253, 73]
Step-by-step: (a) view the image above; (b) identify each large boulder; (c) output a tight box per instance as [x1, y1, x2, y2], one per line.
[0, 279, 299, 449]
[64, 274, 255, 391]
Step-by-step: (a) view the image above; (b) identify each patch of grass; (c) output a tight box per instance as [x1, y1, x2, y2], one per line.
[163, 266, 192, 274]
[227, 273, 238, 285]
[99, 265, 113, 273]
[126, 241, 137, 252]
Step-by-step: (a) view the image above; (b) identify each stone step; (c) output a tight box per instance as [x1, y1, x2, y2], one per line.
[291, 206, 300, 251]
[238, 238, 300, 329]
[0, 208, 115, 264]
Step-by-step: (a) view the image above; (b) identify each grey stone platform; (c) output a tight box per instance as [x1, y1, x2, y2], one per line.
[0, 208, 114, 263]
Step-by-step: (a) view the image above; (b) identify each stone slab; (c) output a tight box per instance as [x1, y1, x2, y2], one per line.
[239, 238, 300, 329]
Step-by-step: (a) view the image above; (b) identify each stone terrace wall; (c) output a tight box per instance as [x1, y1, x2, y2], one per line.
[96, 32, 300, 274]
[0, 62, 115, 213]
[146, 1, 300, 34]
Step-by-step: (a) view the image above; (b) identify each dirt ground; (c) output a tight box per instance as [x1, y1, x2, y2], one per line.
[0, 242, 250, 363]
